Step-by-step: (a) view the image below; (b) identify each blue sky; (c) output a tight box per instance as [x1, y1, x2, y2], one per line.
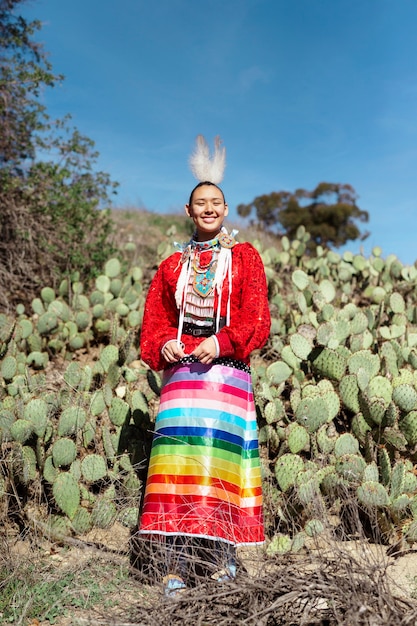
[22, 0, 417, 264]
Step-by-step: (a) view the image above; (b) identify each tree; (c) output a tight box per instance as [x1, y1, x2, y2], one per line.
[0, 0, 55, 169]
[0, 0, 117, 310]
[237, 182, 369, 251]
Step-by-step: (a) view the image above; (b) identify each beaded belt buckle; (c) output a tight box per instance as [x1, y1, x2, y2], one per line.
[183, 324, 214, 337]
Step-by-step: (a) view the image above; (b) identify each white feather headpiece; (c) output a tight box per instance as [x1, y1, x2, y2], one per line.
[188, 135, 226, 184]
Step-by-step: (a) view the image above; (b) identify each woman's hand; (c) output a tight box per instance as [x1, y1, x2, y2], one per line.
[162, 340, 186, 363]
[192, 337, 217, 364]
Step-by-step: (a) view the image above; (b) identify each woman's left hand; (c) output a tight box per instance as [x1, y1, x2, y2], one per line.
[191, 337, 217, 364]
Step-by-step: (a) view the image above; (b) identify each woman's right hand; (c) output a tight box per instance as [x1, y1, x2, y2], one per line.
[161, 340, 186, 363]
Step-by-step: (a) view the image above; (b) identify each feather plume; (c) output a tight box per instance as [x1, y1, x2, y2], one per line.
[189, 135, 226, 184]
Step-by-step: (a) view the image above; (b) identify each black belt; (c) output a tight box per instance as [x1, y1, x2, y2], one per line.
[183, 318, 226, 337]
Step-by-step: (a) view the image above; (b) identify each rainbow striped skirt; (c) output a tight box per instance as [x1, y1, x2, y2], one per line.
[138, 357, 264, 546]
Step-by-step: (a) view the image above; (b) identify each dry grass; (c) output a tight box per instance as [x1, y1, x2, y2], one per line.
[124, 499, 417, 626]
[2, 520, 417, 626]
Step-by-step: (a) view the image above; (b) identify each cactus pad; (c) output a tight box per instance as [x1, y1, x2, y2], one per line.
[82, 418, 96, 447]
[109, 397, 130, 426]
[339, 375, 360, 414]
[43, 455, 59, 483]
[71, 506, 93, 534]
[393, 385, 417, 413]
[91, 498, 117, 529]
[290, 333, 312, 360]
[1, 356, 17, 381]
[316, 425, 336, 454]
[131, 389, 149, 413]
[382, 427, 407, 451]
[47, 515, 71, 540]
[348, 350, 380, 380]
[13, 445, 37, 484]
[146, 369, 162, 396]
[335, 454, 366, 482]
[26, 351, 47, 369]
[100, 345, 119, 373]
[37, 312, 58, 335]
[53, 472, 80, 519]
[90, 390, 106, 416]
[10, 419, 34, 444]
[123, 472, 141, 498]
[104, 258, 121, 278]
[24, 398, 48, 438]
[295, 396, 328, 433]
[357, 482, 390, 507]
[287, 422, 310, 454]
[52, 438, 77, 467]
[81, 454, 107, 482]
[266, 360, 292, 385]
[390, 461, 405, 501]
[334, 433, 359, 458]
[292, 269, 309, 291]
[378, 447, 392, 487]
[311, 348, 346, 381]
[389, 292, 405, 314]
[275, 453, 304, 492]
[399, 410, 417, 446]
[58, 406, 87, 436]
[304, 518, 325, 537]
[363, 463, 379, 483]
[118, 506, 140, 528]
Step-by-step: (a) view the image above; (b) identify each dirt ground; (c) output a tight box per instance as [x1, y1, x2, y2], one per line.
[7, 521, 417, 626]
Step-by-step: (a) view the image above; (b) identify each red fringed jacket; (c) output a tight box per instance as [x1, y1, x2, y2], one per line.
[140, 242, 271, 371]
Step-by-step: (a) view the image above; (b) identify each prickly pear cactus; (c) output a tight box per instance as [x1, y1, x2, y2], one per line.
[3, 223, 417, 546]
[253, 231, 417, 545]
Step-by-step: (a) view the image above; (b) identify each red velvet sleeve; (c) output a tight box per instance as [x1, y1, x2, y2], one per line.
[140, 254, 182, 371]
[215, 243, 271, 362]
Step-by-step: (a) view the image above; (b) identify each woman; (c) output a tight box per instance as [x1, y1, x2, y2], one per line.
[138, 137, 271, 595]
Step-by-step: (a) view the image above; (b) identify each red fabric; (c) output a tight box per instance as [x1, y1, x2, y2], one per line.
[141, 497, 264, 544]
[140, 242, 271, 370]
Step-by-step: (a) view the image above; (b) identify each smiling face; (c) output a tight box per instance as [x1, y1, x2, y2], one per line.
[185, 184, 228, 241]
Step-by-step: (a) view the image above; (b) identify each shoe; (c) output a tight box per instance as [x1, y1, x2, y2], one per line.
[211, 562, 236, 583]
[163, 574, 187, 597]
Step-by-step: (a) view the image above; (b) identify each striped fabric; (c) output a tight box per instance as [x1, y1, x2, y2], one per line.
[139, 359, 264, 546]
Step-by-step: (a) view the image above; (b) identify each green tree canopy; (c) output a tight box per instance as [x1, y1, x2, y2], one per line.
[0, 0, 57, 170]
[0, 0, 117, 310]
[237, 182, 369, 251]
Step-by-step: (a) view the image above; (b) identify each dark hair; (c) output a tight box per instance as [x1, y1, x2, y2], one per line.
[188, 181, 226, 205]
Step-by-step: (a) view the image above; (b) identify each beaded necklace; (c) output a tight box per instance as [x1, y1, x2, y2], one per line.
[190, 236, 220, 298]
[174, 228, 238, 345]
